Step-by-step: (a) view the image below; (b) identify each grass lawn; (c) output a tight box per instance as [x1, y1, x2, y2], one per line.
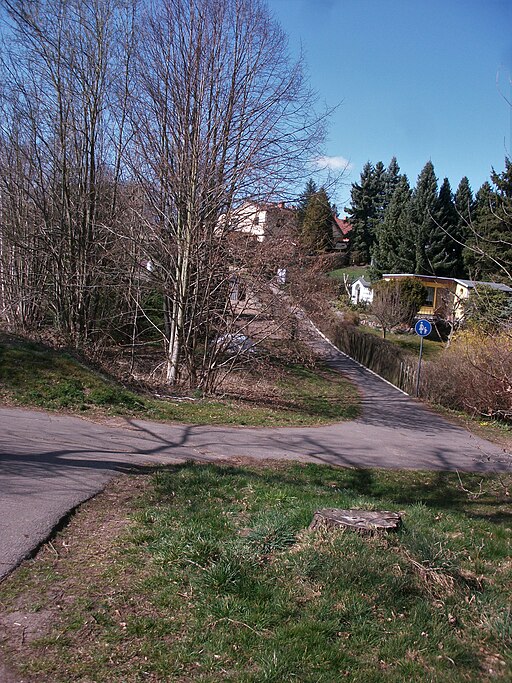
[1, 461, 510, 682]
[0, 333, 360, 427]
[359, 324, 444, 360]
[329, 266, 370, 282]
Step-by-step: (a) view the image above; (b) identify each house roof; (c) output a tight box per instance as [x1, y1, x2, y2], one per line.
[382, 274, 512, 294]
[352, 276, 372, 288]
[239, 200, 295, 213]
[454, 279, 512, 293]
[333, 217, 352, 236]
[383, 273, 449, 282]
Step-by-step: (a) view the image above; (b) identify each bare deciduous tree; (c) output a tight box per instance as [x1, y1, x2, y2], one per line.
[0, 0, 135, 345]
[371, 278, 426, 339]
[0, 0, 327, 391]
[129, 0, 326, 389]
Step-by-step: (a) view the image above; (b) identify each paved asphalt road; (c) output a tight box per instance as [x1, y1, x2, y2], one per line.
[1, 337, 510, 582]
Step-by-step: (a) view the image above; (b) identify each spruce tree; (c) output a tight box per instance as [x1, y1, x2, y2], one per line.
[464, 182, 495, 278]
[411, 161, 440, 274]
[297, 179, 318, 226]
[371, 174, 415, 276]
[454, 176, 474, 234]
[346, 161, 387, 264]
[489, 159, 512, 280]
[465, 160, 512, 281]
[454, 176, 474, 277]
[372, 160, 387, 228]
[369, 156, 402, 276]
[383, 156, 401, 206]
[300, 187, 333, 253]
[345, 162, 373, 263]
[430, 177, 458, 276]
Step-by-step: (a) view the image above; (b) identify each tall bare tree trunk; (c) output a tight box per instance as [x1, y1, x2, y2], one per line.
[130, 0, 325, 389]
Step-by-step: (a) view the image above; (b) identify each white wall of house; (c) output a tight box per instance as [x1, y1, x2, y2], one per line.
[231, 202, 267, 241]
[351, 278, 373, 305]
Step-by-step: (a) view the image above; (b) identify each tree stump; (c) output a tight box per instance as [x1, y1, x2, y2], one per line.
[309, 509, 401, 534]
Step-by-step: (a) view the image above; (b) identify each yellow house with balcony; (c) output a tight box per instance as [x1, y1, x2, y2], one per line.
[382, 274, 512, 321]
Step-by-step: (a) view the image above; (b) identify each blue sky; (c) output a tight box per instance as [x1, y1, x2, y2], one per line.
[267, 0, 512, 213]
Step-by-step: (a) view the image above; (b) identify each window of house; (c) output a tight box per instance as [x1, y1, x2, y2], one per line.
[424, 287, 435, 305]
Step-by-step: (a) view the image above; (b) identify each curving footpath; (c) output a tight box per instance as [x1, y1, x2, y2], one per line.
[1, 336, 510, 582]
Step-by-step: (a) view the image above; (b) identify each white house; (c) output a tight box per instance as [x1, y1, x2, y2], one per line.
[350, 277, 374, 305]
[221, 200, 297, 241]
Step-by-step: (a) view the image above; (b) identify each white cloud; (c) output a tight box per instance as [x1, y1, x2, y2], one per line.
[313, 155, 353, 171]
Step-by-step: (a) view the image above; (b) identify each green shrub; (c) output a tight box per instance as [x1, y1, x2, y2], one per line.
[88, 386, 146, 411]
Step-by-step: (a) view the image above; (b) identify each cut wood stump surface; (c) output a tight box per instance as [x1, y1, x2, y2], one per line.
[309, 509, 402, 533]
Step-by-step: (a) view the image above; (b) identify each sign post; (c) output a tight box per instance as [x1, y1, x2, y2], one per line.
[414, 319, 432, 397]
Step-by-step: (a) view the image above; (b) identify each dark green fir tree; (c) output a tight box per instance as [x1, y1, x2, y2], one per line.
[297, 179, 318, 226]
[345, 161, 386, 264]
[453, 176, 474, 276]
[464, 181, 495, 278]
[346, 162, 374, 264]
[429, 177, 458, 277]
[383, 156, 401, 206]
[300, 187, 333, 253]
[411, 160, 440, 274]
[465, 159, 512, 282]
[454, 176, 474, 234]
[371, 174, 415, 277]
[372, 160, 387, 228]
[489, 159, 512, 280]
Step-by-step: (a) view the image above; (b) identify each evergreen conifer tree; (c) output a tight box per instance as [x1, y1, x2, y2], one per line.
[383, 156, 401, 206]
[346, 161, 387, 264]
[372, 160, 387, 228]
[454, 176, 474, 234]
[297, 179, 318, 226]
[371, 174, 415, 276]
[489, 160, 512, 280]
[346, 162, 373, 263]
[465, 160, 512, 281]
[300, 187, 333, 253]
[454, 176, 474, 276]
[464, 182, 495, 278]
[411, 161, 440, 274]
[430, 177, 458, 276]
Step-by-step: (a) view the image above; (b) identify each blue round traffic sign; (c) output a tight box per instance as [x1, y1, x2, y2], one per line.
[415, 319, 432, 337]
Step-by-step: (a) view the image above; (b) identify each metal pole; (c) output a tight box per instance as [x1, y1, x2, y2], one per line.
[415, 335, 424, 397]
